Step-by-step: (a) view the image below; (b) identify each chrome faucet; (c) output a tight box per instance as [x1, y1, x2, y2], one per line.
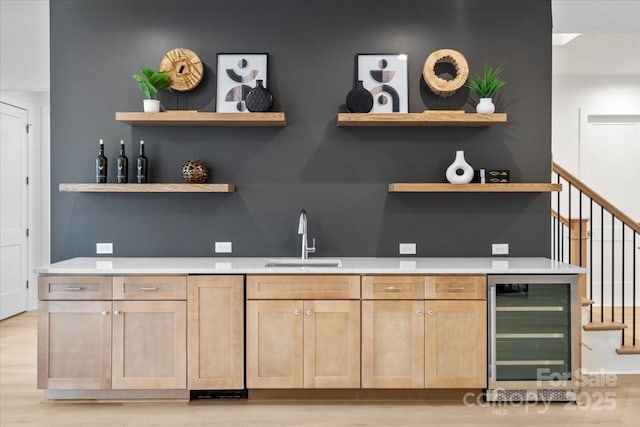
[298, 209, 316, 259]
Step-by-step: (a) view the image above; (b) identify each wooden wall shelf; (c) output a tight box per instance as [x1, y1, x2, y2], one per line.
[59, 183, 236, 193]
[388, 183, 562, 193]
[115, 111, 286, 126]
[337, 112, 507, 127]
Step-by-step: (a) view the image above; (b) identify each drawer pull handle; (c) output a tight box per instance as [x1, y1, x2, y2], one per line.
[385, 286, 403, 292]
[64, 286, 85, 291]
[294, 309, 302, 315]
[447, 286, 466, 292]
[139, 286, 159, 291]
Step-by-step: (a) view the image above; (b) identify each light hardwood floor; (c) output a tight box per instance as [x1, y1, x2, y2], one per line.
[1, 311, 639, 426]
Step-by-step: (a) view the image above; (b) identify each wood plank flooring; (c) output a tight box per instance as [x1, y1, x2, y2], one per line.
[2, 311, 639, 426]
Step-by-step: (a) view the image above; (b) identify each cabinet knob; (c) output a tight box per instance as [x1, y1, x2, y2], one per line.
[416, 310, 423, 316]
[294, 309, 301, 315]
[113, 310, 121, 316]
[101, 311, 109, 316]
[306, 309, 313, 316]
[427, 309, 434, 316]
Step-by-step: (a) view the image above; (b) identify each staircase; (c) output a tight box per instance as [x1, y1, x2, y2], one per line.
[551, 162, 640, 373]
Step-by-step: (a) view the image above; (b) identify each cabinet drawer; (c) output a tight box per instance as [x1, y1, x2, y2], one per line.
[113, 276, 186, 300]
[247, 275, 360, 299]
[38, 276, 112, 300]
[425, 275, 486, 300]
[361, 276, 424, 299]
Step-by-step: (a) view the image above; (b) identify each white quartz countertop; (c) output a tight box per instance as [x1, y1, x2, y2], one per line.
[35, 257, 586, 275]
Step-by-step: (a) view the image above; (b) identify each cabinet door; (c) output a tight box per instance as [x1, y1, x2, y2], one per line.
[362, 300, 425, 388]
[38, 300, 112, 390]
[425, 300, 487, 388]
[303, 300, 360, 388]
[112, 300, 186, 389]
[246, 300, 303, 388]
[187, 276, 244, 390]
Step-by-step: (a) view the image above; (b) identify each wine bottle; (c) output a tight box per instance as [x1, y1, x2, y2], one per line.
[136, 140, 148, 183]
[95, 138, 107, 183]
[116, 139, 128, 183]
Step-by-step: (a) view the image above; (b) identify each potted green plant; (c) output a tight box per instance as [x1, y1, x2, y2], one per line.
[132, 68, 170, 113]
[466, 63, 505, 114]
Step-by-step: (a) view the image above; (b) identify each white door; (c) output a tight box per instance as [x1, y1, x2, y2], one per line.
[0, 102, 29, 319]
[579, 113, 640, 219]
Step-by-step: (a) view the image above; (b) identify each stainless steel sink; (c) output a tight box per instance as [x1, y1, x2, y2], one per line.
[265, 258, 342, 267]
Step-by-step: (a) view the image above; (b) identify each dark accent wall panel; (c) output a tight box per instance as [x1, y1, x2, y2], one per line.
[50, 0, 552, 261]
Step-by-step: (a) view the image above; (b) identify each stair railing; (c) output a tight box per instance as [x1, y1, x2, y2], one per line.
[552, 162, 639, 349]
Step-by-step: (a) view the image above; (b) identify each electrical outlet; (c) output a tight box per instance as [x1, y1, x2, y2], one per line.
[492, 243, 509, 255]
[399, 243, 417, 255]
[96, 243, 113, 255]
[214, 241, 232, 254]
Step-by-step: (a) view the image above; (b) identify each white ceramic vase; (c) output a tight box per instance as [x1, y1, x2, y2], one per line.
[446, 150, 474, 184]
[476, 98, 495, 114]
[143, 99, 160, 113]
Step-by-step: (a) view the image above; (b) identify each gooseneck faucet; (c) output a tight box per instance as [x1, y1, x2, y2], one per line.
[298, 209, 316, 259]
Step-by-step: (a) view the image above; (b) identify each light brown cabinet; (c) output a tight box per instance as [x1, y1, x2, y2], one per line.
[246, 275, 361, 389]
[187, 275, 244, 390]
[361, 275, 486, 389]
[38, 275, 187, 391]
[424, 299, 486, 388]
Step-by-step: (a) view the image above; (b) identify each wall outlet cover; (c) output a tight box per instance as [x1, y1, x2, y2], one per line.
[492, 243, 509, 255]
[399, 243, 417, 255]
[215, 241, 232, 253]
[96, 242, 113, 254]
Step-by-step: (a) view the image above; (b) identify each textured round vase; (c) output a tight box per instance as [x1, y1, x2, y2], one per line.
[346, 80, 373, 113]
[446, 150, 474, 184]
[181, 160, 208, 183]
[476, 98, 495, 114]
[245, 80, 274, 112]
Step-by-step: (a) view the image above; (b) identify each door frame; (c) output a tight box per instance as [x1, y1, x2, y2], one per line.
[1, 93, 49, 311]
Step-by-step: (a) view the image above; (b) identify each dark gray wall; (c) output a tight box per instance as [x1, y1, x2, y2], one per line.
[50, 0, 552, 261]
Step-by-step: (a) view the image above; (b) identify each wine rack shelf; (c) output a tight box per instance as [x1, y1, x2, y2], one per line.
[388, 183, 562, 193]
[59, 183, 236, 193]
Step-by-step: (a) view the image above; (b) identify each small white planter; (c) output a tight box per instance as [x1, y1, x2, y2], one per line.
[476, 98, 495, 114]
[143, 99, 160, 113]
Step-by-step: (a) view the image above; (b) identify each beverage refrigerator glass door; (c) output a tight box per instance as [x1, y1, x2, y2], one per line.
[487, 274, 579, 401]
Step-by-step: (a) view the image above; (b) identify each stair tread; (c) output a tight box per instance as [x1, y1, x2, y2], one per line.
[616, 346, 640, 355]
[583, 321, 628, 331]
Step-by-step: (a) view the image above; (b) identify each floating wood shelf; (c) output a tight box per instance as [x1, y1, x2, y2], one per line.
[337, 112, 507, 127]
[115, 111, 286, 126]
[59, 183, 236, 193]
[388, 183, 562, 193]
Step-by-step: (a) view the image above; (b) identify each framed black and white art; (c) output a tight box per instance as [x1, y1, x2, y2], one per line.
[216, 53, 268, 112]
[356, 54, 408, 113]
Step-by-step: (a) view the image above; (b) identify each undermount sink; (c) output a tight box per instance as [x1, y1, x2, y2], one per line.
[265, 258, 342, 267]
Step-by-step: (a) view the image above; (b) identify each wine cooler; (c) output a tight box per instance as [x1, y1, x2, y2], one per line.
[487, 274, 580, 402]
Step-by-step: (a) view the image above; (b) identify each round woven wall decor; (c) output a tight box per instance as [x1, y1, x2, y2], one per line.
[159, 48, 204, 92]
[422, 49, 469, 97]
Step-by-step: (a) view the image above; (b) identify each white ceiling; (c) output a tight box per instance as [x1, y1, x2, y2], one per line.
[0, 1, 639, 91]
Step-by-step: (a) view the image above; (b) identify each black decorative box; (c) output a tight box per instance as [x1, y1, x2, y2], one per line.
[487, 170, 510, 183]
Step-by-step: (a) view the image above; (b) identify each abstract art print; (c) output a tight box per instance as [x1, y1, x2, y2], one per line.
[356, 54, 408, 113]
[216, 53, 268, 112]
